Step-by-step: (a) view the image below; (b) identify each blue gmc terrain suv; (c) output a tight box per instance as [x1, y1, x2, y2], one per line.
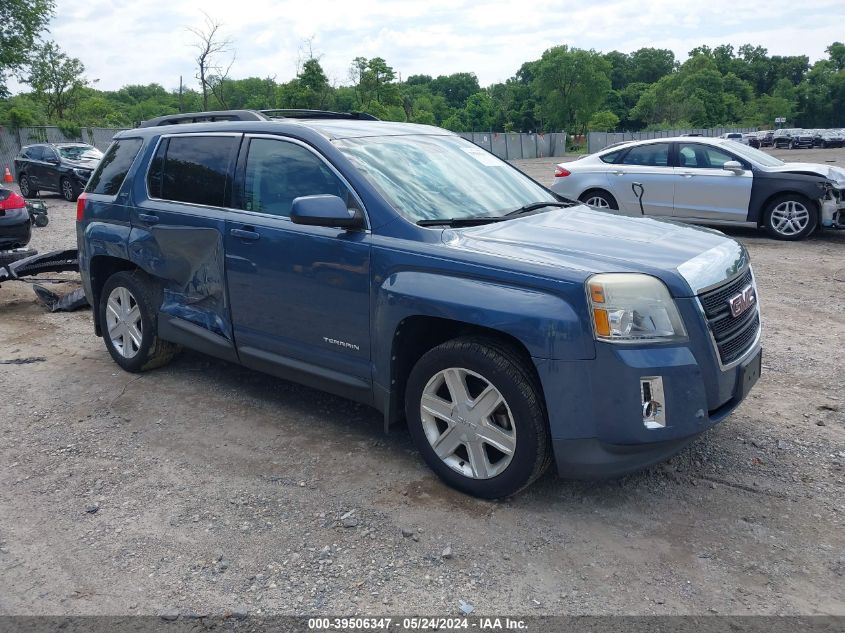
[76, 109, 762, 498]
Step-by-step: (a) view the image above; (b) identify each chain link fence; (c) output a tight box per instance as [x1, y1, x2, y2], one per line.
[587, 128, 758, 154]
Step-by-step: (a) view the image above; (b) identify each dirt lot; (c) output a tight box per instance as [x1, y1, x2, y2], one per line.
[0, 147, 843, 617]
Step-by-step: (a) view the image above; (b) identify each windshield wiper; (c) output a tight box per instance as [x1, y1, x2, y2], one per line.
[417, 201, 574, 227]
[417, 216, 509, 227]
[504, 201, 574, 216]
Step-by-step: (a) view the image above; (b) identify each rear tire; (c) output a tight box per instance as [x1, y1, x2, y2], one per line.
[762, 194, 817, 241]
[18, 174, 37, 198]
[100, 271, 180, 372]
[405, 337, 551, 499]
[579, 189, 618, 210]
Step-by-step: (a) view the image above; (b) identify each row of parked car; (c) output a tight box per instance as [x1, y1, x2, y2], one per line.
[723, 129, 845, 149]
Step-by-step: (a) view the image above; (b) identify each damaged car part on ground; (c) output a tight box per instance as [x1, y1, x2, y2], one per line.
[76, 109, 762, 499]
[0, 248, 89, 311]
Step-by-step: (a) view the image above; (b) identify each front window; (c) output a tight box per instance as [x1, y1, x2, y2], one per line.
[723, 141, 785, 167]
[58, 145, 103, 161]
[243, 138, 349, 217]
[678, 143, 737, 169]
[333, 135, 555, 223]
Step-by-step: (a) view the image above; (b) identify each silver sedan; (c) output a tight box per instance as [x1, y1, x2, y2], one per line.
[551, 137, 845, 240]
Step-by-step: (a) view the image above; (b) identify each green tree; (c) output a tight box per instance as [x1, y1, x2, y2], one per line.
[533, 46, 611, 132]
[462, 92, 495, 130]
[25, 41, 87, 120]
[587, 110, 619, 131]
[0, 0, 55, 96]
[429, 72, 481, 109]
[628, 48, 675, 84]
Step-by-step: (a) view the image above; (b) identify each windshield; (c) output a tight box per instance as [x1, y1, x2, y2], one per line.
[333, 135, 556, 223]
[58, 145, 103, 161]
[724, 141, 785, 167]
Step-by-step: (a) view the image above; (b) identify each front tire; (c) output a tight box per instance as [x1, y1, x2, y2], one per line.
[405, 337, 551, 499]
[762, 194, 817, 240]
[100, 271, 179, 372]
[61, 177, 80, 202]
[579, 189, 618, 210]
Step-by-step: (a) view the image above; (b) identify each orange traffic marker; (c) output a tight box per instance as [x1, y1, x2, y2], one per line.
[3, 166, 12, 183]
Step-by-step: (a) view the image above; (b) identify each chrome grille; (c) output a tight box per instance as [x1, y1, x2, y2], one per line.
[698, 269, 760, 366]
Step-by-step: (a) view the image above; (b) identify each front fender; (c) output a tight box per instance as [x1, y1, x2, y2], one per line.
[374, 270, 594, 367]
[749, 170, 825, 224]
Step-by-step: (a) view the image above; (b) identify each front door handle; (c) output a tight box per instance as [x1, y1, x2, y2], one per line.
[230, 227, 260, 241]
[137, 213, 159, 224]
[680, 172, 694, 178]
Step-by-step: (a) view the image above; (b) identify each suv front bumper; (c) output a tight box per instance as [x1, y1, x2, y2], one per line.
[535, 337, 762, 479]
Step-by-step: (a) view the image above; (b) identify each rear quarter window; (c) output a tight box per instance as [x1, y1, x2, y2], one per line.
[599, 149, 625, 163]
[87, 139, 143, 195]
[147, 135, 237, 207]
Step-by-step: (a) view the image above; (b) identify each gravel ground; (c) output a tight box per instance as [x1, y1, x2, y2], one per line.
[0, 147, 843, 617]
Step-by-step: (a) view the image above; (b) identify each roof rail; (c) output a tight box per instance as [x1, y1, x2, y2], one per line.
[138, 110, 268, 128]
[260, 109, 380, 121]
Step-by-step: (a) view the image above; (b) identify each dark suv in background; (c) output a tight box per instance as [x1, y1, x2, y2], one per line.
[14, 142, 103, 201]
[772, 129, 814, 149]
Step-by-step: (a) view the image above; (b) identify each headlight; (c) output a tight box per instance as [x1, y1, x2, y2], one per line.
[586, 273, 687, 343]
[72, 168, 91, 180]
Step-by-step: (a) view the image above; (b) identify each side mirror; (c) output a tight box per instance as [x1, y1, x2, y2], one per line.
[290, 195, 364, 230]
[723, 161, 744, 174]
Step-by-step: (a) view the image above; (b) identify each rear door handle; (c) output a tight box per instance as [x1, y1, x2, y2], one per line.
[680, 172, 694, 178]
[230, 227, 260, 241]
[137, 213, 159, 224]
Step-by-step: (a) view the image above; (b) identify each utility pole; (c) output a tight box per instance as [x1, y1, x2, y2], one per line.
[179, 76, 184, 112]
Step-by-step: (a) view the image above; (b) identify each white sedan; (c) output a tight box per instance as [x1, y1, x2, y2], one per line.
[551, 137, 845, 240]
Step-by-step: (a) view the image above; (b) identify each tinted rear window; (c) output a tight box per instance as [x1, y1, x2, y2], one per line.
[148, 135, 236, 207]
[87, 139, 143, 195]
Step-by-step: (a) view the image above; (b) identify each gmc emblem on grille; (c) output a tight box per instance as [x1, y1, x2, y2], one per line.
[728, 285, 756, 318]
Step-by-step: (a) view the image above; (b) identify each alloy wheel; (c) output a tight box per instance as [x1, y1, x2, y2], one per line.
[584, 195, 610, 209]
[770, 200, 810, 237]
[105, 286, 143, 359]
[19, 176, 30, 197]
[419, 367, 516, 480]
[62, 179, 74, 201]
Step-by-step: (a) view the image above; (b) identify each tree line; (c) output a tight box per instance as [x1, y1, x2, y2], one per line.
[2, 1, 844, 135]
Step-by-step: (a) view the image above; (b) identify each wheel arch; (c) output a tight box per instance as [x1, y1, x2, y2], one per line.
[384, 315, 545, 431]
[748, 171, 824, 225]
[373, 271, 593, 430]
[89, 255, 140, 336]
[578, 187, 618, 208]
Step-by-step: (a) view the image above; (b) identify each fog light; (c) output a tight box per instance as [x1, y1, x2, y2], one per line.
[640, 376, 666, 429]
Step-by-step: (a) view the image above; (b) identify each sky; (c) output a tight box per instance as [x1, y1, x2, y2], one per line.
[21, 0, 845, 93]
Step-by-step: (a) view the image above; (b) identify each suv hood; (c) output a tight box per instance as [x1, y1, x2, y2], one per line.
[64, 158, 100, 169]
[762, 163, 845, 187]
[443, 205, 748, 297]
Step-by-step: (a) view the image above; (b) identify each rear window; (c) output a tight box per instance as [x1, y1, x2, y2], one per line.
[619, 143, 670, 167]
[147, 135, 236, 207]
[87, 139, 143, 195]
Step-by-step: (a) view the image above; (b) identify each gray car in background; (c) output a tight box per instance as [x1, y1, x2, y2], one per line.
[551, 137, 845, 240]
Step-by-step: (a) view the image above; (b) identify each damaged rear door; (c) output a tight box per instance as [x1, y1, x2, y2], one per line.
[129, 132, 241, 361]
